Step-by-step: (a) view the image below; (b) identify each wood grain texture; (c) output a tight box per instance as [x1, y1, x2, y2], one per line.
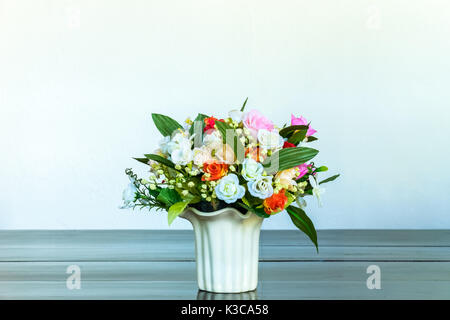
[0, 230, 449, 299]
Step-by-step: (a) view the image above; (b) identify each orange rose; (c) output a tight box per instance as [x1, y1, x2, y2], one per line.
[202, 162, 228, 181]
[263, 189, 288, 214]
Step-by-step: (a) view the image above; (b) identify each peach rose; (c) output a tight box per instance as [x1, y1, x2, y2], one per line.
[275, 168, 298, 191]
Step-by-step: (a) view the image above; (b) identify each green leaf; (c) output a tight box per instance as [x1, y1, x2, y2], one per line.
[189, 113, 209, 136]
[306, 136, 318, 142]
[263, 147, 319, 174]
[279, 125, 309, 138]
[241, 196, 251, 207]
[288, 129, 308, 145]
[286, 206, 318, 252]
[151, 113, 183, 137]
[133, 157, 149, 165]
[240, 97, 248, 112]
[143, 154, 177, 169]
[237, 202, 270, 218]
[215, 121, 245, 160]
[315, 166, 328, 172]
[319, 174, 340, 185]
[157, 188, 182, 207]
[168, 201, 189, 225]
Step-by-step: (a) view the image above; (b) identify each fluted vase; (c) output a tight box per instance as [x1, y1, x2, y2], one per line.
[180, 207, 264, 293]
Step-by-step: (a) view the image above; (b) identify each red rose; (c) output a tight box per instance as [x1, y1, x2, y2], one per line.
[283, 141, 296, 148]
[204, 117, 224, 133]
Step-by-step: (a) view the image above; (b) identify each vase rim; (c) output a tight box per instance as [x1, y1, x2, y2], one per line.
[185, 206, 252, 219]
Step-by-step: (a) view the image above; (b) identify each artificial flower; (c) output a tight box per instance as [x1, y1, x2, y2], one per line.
[204, 117, 224, 133]
[309, 175, 325, 207]
[248, 176, 274, 199]
[257, 129, 284, 150]
[241, 158, 264, 181]
[122, 104, 338, 250]
[263, 189, 288, 214]
[158, 136, 171, 155]
[203, 130, 222, 146]
[245, 147, 265, 162]
[167, 131, 192, 154]
[296, 163, 311, 179]
[215, 174, 245, 204]
[228, 109, 244, 123]
[275, 168, 298, 191]
[291, 114, 317, 137]
[202, 162, 228, 181]
[213, 143, 235, 164]
[170, 144, 193, 165]
[193, 146, 214, 167]
[283, 141, 296, 148]
[120, 182, 137, 209]
[243, 109, 274, 137]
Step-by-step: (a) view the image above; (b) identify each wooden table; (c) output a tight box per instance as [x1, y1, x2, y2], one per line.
[0, 230, 449, 299]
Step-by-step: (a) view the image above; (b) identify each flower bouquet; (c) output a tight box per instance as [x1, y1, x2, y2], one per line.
[121, 99, 339, 292]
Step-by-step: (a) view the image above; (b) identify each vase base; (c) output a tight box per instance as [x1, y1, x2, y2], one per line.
[197, 289, 258, 300]
[197, 286, 258, 294]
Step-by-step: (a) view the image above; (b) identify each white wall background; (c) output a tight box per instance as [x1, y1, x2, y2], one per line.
[1, 0, 449, 229]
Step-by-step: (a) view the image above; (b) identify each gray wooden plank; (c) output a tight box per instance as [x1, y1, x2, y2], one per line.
[1, 280, 449, 300]
[2, 230, 449, 248]
[1, 261, 449, 282]
[1, 245, 448, 262]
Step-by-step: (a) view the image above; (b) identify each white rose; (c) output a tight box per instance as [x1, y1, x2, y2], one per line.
[241, 158, 264, 181]
[248, 176, 274, 199]
[257, 129, 284, 150]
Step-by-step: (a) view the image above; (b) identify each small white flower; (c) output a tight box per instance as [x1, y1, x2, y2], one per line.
[167, 131, 192, 154]
[309, 176, 325, 207]
[257, 129, 284, 150]
[119, 183, 137, 209]
[228, 109, 244, 123]
[171, 145, 193, 165]
[203, 130, 222, 146]
[158, 136, 171, 155]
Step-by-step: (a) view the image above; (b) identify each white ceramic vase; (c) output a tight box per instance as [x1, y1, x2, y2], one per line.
[180, 207, 264, 293]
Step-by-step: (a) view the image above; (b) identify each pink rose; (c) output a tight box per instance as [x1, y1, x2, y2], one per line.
[243, 110, 274, 137]
[291, 114, 317, 137]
